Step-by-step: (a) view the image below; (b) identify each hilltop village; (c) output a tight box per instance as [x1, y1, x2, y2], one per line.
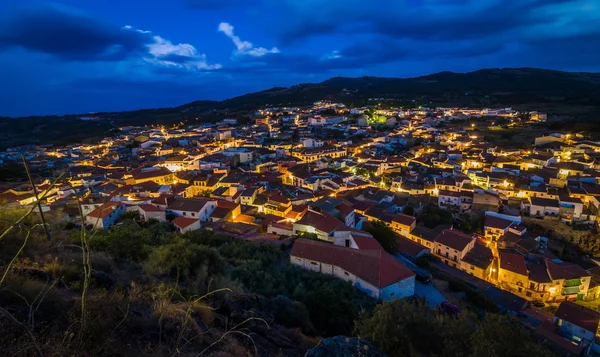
[3, 102, 600, 354]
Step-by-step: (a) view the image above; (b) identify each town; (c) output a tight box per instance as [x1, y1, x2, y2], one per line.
[2, 101, 600, 355]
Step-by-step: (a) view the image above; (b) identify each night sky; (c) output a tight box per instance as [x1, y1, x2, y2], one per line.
[0, 0, 598, 117]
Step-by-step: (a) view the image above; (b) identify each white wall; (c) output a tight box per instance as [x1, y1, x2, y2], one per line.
[380, 276, 416, 301]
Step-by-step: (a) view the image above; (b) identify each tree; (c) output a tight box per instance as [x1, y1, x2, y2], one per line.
[402, 206, 415, 216]
[365, 221, 399, 254]
[356, 300, 555, 357]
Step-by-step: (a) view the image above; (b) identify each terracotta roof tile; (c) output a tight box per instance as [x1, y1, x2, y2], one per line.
[291, 239, 414, 288]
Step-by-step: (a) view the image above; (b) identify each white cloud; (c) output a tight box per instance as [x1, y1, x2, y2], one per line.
[218, 22, 279, 57]
[123, 26, 221, 71]
[322, 50, 342, 60]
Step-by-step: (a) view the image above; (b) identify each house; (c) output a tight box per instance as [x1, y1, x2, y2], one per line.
[472, 190, 501, 212]
[240, 187, 258, 205]
[498, 251, 529, 295]
[437, 190, 462, 209]
[527, 197, 560, 218]
[290, 239, 415, 300]
[545, 258, 591, 303]
[293, 209, 344, 241]
[309, 197, 355, 228]
[168, 197, 217, 222]
[484, 213, 521, 242]
[461, 243, 494, 280]
[85, 201, 126, 230]
[332, 228, 379, 250]
[434, 229, 476, 268]
[553, 301, 600, 345]
[173, 216, 201, 233]
[262, 194, 292, 218]
[397, 236, 430, 260]
[128, 166, 174, 185]
[558, 195, 585, 222]
[390, 214, 416, 237]
[408, 226, 437, 250]
[137, 204, 166, 222]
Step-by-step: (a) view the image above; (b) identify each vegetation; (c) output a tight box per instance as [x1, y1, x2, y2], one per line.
[355, 299, 555, 357]
[365, 220, 399, 254]
[0, 209, 375, 355]
[420, 206, 454, 229]
[0, 203, 566, 356]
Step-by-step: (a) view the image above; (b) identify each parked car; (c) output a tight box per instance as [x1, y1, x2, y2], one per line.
[415, 270, 431, 284]
[531, 300, 545, 308]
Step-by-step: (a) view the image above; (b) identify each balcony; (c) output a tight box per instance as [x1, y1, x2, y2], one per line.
[562, 286, 580, 295]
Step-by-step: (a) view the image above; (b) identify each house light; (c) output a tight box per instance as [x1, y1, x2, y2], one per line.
[549, 287, 557, 294]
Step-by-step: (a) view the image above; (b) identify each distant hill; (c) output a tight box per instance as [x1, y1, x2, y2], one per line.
[2, 68, 600, 149]
[178, 67, 600, 110]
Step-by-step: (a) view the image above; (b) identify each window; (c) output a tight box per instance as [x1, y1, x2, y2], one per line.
[526, 292, 532, 297]
[183, 212, 186, 216]
[310, 262, 318, 266]
[345, 239, 350, 248]
[390, 292, 395, 297]
[470, 266, 475, 270]
[344, 271, 349, 276]
[191, 212, 195, 217]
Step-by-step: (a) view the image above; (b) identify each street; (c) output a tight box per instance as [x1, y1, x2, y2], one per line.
[396, 254, 447, 307]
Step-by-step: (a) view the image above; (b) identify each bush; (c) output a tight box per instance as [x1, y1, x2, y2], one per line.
[143, 238, 225, 280]
[448, 279, 471, 292]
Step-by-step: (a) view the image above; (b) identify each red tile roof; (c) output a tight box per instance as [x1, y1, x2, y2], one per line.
[545, 258, 589, 280]
[173, 216, 199, 229]
[555, 301, 600, 333]
[484, 215, 514, 230]
[435, 229, 473, 251]
[392, 213, 416, 227]
[291, 239, 414, 288]
[87, 201, 123, 219]
[138, 204, 163, 213]
[295, 209, 344, 234]
[499, 251, 528, 276]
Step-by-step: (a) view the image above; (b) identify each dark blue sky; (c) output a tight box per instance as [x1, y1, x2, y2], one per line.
[0, 0, 599, 117]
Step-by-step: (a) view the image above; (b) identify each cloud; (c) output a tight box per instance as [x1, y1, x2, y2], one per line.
[218, 22, 279, 57]
[0, 3, 148, 61]
[143, 33, 221, 70]
[0, 3, 219, 71]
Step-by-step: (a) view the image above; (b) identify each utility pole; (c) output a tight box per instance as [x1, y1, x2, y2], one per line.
[22, 154, 51, 241]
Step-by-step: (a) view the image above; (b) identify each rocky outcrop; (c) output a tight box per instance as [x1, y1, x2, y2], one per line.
[305, 336, 386, 357]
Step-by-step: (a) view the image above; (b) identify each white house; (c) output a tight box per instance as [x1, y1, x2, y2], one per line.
[137, 204, 166, 222]
[291, 239, 415, 301]
[173, 216, 201, 233]
[438, 190, 462, 208]
[292, 209, 344, 241]
[553, 301, 600, 346]
[168, 198, 216, 222]
[527, 197, 560, 218]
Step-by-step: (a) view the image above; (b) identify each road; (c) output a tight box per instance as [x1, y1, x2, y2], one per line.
[395, 254, 446, 307]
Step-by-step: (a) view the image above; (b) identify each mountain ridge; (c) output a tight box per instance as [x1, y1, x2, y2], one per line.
[2, 67, 600, 149]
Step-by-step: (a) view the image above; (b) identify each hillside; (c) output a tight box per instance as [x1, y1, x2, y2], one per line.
[0, 209, 557, 357]
[2, 68, 600, 149]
